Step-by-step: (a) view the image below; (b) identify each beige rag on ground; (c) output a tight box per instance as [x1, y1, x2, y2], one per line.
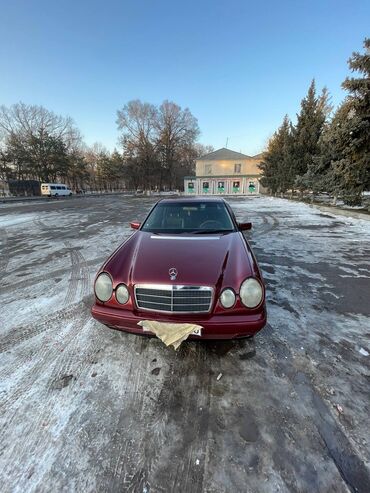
[138, 320, 203, 350]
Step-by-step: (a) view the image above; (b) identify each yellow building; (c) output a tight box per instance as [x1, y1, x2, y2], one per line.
[184, 147, 264, 195]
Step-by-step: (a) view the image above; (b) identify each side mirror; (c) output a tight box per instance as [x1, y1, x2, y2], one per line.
[130, 221, 141, 230]
[238, 222, 252, 231]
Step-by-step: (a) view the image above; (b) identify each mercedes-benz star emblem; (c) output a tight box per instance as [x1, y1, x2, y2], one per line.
[169, 267, 178, 280]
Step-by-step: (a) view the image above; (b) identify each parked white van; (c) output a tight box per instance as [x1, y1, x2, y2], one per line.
[41, 183, 73, 197]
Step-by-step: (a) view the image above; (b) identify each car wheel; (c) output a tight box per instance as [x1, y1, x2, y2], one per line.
[69, 192, 72, 196]
[55, 193, 59, 198]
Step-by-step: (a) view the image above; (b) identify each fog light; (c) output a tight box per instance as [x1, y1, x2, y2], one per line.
[220, 288, 236, 308]
[116, 284, 129, 304]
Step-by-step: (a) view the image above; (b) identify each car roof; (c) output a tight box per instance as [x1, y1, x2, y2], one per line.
[158, 196, 226, 204]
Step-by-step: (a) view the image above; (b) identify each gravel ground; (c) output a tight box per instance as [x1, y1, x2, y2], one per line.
[0, 194, 369, 493]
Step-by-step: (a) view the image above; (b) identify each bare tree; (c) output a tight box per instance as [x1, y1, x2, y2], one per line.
[194, 143, 215, 158]
[117, 100, 157, 148]
[155, 101, 200, 189]
[0, 102, 78, 145]
[117, 100, 159, 189]
[116, 99, 203, 190]
[0, 102, 83, 184]
[82, 142, 109, 190]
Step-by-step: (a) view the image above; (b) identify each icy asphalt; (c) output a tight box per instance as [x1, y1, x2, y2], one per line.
[0, 194, 369, 493]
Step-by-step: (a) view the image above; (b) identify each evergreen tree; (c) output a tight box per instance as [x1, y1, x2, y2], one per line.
[27, 131, 70, 182]
[96, 149, 113, 190]
[110, 150, 126, 188]
[259, 115, 293, 194]
[337, 38, 370, 205]
[5, 133, 31, 180]
[68, 153, 89, 191]
[310, 39, 370, 206]
[292, 80, 330, 194]
[309, 101, 353, 203]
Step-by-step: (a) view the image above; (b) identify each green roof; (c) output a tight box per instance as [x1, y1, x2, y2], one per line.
[197, 147, 251, 161]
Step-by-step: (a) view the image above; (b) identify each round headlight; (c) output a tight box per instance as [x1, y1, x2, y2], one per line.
[95, 272, 113, 302]
[240, 278, 263, 308]
[116, 284, 129, 304]
[220, 288, 236, 308]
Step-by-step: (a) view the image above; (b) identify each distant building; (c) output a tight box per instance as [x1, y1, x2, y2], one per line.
[184, 147, 264, 195]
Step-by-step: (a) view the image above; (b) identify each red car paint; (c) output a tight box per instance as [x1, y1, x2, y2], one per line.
[91, 197, 267, 339]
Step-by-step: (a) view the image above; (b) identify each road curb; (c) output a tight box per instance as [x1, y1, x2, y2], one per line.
[262, 194, 370, 222]
[312, 204, 370, 221]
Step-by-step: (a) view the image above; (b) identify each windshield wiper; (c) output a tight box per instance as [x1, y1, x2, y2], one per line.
[193, 229, 233, 234]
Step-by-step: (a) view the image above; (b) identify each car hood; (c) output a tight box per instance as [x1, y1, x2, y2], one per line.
[104, 231, 259, 289]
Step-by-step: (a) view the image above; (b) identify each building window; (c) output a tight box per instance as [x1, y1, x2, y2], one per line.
[234, 163, 241, 173]
[205, 164, 212, 175]
[202, 182, 209, 189]
[188, 182, 194, 190]
[217, 181, 225, 189]
[233, 181, 240, 189]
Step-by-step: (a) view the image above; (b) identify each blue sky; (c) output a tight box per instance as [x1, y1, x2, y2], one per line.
[1, 0, 369, 155]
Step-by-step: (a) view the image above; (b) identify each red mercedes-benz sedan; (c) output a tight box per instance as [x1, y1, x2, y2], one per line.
[91, 197, 266, 339]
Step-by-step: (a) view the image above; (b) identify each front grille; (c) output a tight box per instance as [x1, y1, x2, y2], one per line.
[134, 284, 213, 313]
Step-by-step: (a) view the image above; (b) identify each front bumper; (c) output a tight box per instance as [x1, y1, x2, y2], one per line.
[91, 303, 267, 340]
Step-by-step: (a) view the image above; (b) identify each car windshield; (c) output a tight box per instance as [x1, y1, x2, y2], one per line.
[141, 201, 235, 234]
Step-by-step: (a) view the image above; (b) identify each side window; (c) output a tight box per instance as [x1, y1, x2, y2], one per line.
[51, 186, 56, 190]
[62, 186, 66, 190]
[57, 186, 62, 190]
[234, 163, 241, 173]
[205, 164, 212, 175]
